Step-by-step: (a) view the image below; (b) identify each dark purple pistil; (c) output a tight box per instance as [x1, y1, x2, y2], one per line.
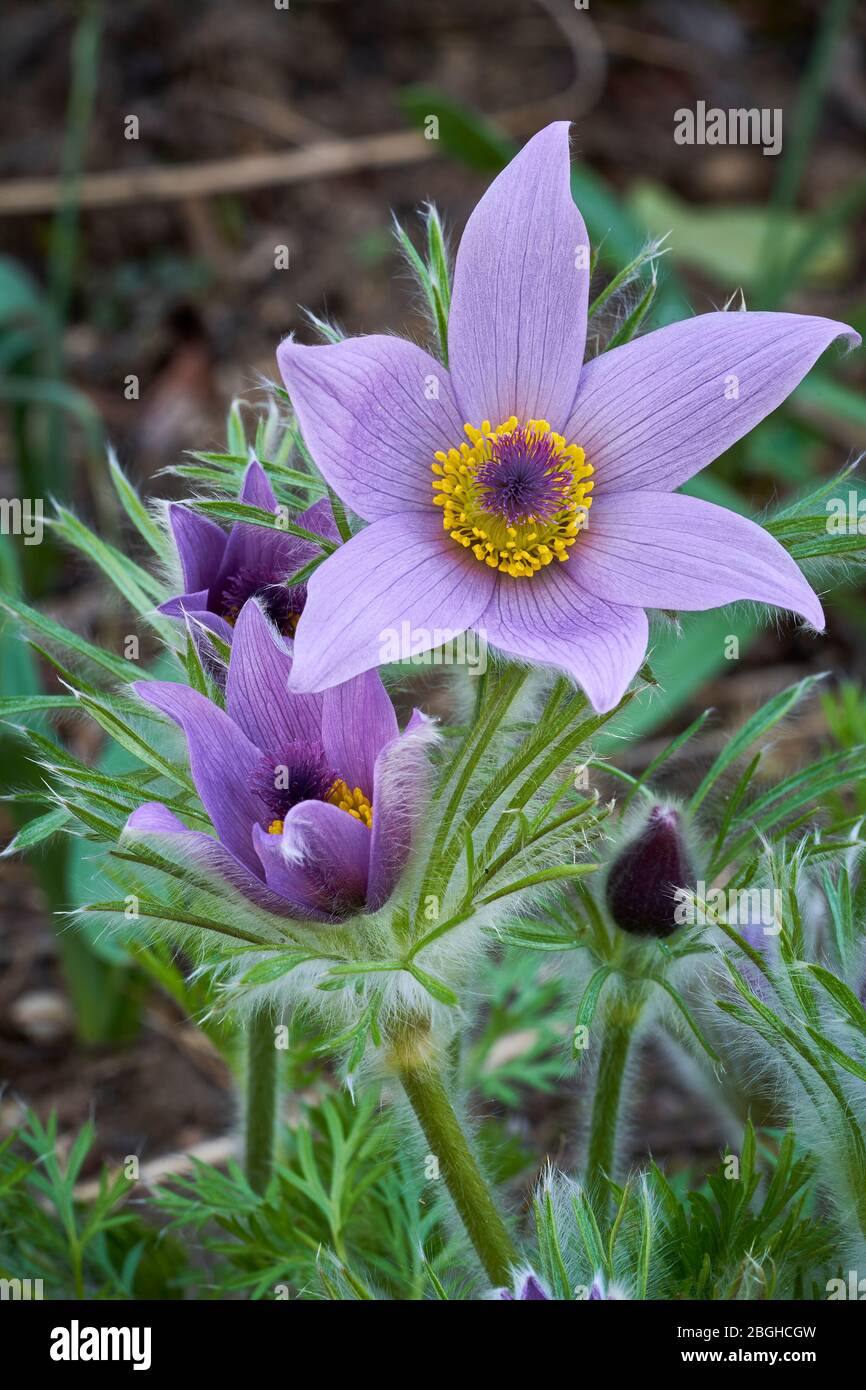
[475, 428, 572, 525]
[219, 565, 305, 635]
[249, 740, 336, 823]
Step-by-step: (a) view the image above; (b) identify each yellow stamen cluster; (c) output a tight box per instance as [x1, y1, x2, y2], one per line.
[432, 417, 593, 577]
[326, 778, 373, 829]
[266, 780, 374, 834]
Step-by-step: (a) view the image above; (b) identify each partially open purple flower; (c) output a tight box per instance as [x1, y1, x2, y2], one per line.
[277, 122, 858, 711]
[124, 600, 432, 921]
[160, 458, 338, 645]
[606, 805, 694, 939]
[498, 1272, 550, 1301]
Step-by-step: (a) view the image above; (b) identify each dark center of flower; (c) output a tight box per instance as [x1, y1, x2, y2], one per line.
[249, 740, 373, 834]
[475, 428, 574, 525]
[219, 565, 305, 636]
[250, 741, 336, 824]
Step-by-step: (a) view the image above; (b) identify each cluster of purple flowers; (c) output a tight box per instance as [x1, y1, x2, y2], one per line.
[127, 121, 856, 925]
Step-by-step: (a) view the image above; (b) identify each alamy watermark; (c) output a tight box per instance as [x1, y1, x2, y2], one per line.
[674, 102, 782, 157]
[673, 881, 782, 931]
[0, 1276, 43, 1299]
[0, 497, 44, 545]
[378, 623, 488, 675]
[826, 1270, 866, 1299]
[826, 490, 866, 535]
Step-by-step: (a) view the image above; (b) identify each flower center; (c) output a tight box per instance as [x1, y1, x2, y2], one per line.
[432, 418, 593, 578]
[219, 565, 304, 636]
[250, 741, 373, 835]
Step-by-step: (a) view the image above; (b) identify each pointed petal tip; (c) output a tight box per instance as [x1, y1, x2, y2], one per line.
[240, 454, 266, 485]
[284, 657, 324, 696]
[570, 311, 863, 498]
[798, 592, 825, 633]
[130, 679, 157, 705]
[448, 118, 588, 426]
[835, 321, 861, 351]
[579, 491, 827, 643]
[238, 455, 277, 510]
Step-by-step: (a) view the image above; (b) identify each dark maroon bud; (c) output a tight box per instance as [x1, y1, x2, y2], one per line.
[605, 805, 694, 939]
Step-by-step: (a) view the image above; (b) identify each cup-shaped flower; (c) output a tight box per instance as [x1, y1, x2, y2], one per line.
[124, 600, 432, 921]
[605, 804, 694, 939]
[159, 457, 338, 644]
[278, 121, 858, 711]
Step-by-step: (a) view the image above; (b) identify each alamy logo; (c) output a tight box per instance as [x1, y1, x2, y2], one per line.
[826, 491, 866, 535]
[0, 1277, 43, 1299]
[826, 1270, 866, 1299]
[378, 623, 487, 675]
[0, 497, 44, 545]
[49, 1320, 152, 1371]
[673, 881, 781, 930]
[674, 102, 782, 157]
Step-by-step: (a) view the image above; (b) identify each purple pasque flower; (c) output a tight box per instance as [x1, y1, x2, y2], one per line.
[497, 1272, 550, 1301]
[277, 122, 859, 712]
[123, 599, 431, 922]
[160, 457, 339, 645]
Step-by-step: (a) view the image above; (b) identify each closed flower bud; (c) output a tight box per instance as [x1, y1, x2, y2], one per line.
[605, 805, 694, 939]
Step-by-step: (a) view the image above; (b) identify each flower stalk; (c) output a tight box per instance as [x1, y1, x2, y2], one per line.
[389, 1021, 518, 1286]
[585, 984, 647, 1209]
[244, 1011, 278, 1194]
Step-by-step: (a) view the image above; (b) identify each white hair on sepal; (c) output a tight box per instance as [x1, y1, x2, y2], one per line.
[528, 1164, 664, 1300]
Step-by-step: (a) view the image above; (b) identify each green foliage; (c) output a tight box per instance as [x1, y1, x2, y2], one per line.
[462, 947, 573, 1107]
[150, 1089, 458, 1299]
[0, 1111, 186, 1300]
[1, 1101, 838, 1301]
[710, 838, 866, 1256]
[651, 1127, 833, 1299]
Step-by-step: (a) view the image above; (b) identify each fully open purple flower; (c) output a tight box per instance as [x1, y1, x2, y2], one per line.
[124, 600, 431, 921]
[160, 457, 338, 644]
[277, 122, 859, 711]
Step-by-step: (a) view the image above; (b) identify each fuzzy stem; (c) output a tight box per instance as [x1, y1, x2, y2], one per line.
[393, 1034, 518, 1286]
[245, 1011, 278, 1194]
[586, 994, 643, 1210]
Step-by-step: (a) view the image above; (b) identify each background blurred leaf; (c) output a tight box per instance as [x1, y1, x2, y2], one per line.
[629, 182, 851, 290]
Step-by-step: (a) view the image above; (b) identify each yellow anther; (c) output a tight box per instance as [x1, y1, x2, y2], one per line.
[326, 778, 373, 829]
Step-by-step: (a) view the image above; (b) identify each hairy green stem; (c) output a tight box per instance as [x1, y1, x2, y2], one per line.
[245, 1011, 278, 1194]
[393, 1036, 518, 1286]
[586, 1001, 641, 1208]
